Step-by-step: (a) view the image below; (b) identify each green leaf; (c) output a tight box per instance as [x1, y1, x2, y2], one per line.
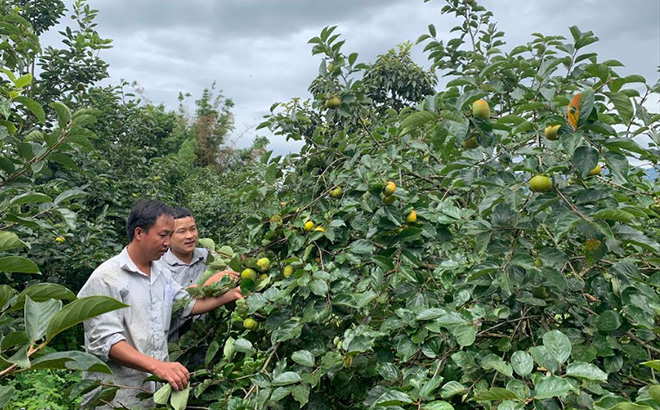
[641, 360, 660, 371]
[419, 378, 442, 400]
[205, 340, 220, 366]
[25, 296, 62, 343]
[610, 404, 654, 410]
[533, 375, 572, 400]
[0, 386, 15, 408]
[48, 153, 79, 170]
[473, 387, 519, 401]
[371, 255, 394, 270]
[593, 209, 635, 223]
[10, 283, 75, 311]
[66, 128, 95, 150]
[578, 88, 595, 126]
[511, 351, 533, 377]
[272, 372, 302, 386]
[198, 238, 215, 251]
[374, 389, 414, 406]
[30, 351, 111, 374]
[604, 151, 628, 180]
[614, 225, 660, 252]
[416, 308, 447, 321]
[606, 92, 634, 125]
[13, 73, 32, 88]
[348, 239, 375, 255]
[604, 138, 645, 155]
[7, 344, 29, 368]
[542, 330, 571, 364]
[452, 324, 477, 347]
[649, 385, 660, 404]
[292, 384, 310, 407]
[0, 256, 40, 274]
[14, 96, 45, 124]
[572, 146, 599, 178]
[565, 362, 608, 381]
[441, 381, 467, 399]
[270, 386, 292, 402]
[54, 189, 86, 204]
[271, 320, 302, 344]
[343, 327, 377, 353]
[56, 208, 77, 230]
[153, 383, 172, 404]
[233, 338, 253, 353]
[0, 157, 15, 173]
[49, 101, 72, 129]
[529, 346, 558, 373]
[481, 353, 513, 377]
[423, 401, 455, 410]
[377, 363, 399, 382]
[400, 111, 438, 135]
[436, 312, 467, 326]
[596, 310, 621, 331]
[8, 192, 52, 207]
[291, 350, 315, 367]
[223, 336, 236, 362]
[170, 384, 190, 410]
[46, 296, 128, 342]
[0, 231, 28, 251]
[70, 113, 97, 128]
[309, 279, 328, 296]
[0, 285, 14, 309]
[265, 162, 279, 185]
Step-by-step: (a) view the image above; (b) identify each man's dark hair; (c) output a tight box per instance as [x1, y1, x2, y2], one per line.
[126, 200, 174, 242]
[172, 206, 193, 220]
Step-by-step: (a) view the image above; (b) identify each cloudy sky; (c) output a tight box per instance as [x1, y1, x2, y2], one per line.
[42, 0, 659, 156]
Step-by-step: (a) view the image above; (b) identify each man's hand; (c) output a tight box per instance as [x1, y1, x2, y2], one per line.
[187, 270, 239, 290]
[152, 361, 190, 391]
[224, 286, 243, 302]
[190, 284, 244, 315]
[203, 269, 239, 287]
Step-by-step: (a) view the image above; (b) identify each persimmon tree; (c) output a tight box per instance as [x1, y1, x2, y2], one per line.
[150, 1, 660, 410]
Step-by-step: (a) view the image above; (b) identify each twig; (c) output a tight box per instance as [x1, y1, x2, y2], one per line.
[477, 316, 540, 337]
[626, 331, 660, 355]
[596, 175, 653, 196]
[432, 348, 455, 379]
[243, 343, 281, 400]
[554, 186, 590, 222]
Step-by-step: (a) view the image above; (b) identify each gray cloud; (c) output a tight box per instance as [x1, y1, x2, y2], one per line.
[41, 0, 659, 155]
[93, 0, 406, 41]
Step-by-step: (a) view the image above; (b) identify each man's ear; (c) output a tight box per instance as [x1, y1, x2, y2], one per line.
[134, 227, 145, 241]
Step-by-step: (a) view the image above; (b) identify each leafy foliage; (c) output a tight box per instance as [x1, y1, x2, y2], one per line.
[363, 42, 438, 112]
[1, 0, 659, 409]
[166, 1, 660, 409]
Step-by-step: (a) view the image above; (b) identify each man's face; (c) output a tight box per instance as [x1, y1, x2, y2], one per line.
[136, 214, 175, 261]
[170, 216, 199, 256]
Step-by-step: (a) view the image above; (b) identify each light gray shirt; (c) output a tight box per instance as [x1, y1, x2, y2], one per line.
[158, 247, 209, 287]
[157, 248, 208, 342]
[77, 247, 195, 409]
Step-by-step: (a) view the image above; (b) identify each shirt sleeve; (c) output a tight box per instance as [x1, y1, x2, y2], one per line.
[77, 275, 127, 362]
